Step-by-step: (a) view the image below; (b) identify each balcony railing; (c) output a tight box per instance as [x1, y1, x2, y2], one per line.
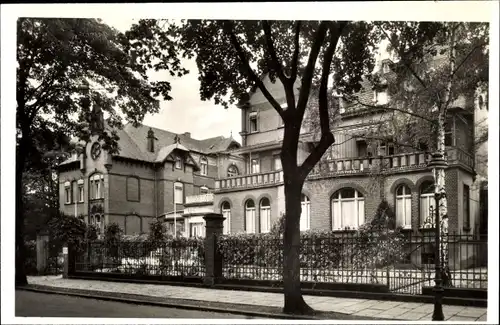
[215, 170, 284, 191]
[185, 193, 214, 205]
[214, 148, 474, 192]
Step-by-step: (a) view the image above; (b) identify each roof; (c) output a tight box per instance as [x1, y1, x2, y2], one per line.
[59, 122, 240, 166]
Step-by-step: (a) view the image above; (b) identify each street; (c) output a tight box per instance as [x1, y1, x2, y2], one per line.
[15, 291, 266, 319]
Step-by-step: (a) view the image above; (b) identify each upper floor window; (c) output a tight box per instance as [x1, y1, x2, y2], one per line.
[251, 159, 260, 174]
[331, 188, 365, 230]
[249, 112, 258, 133]
[90, 174, 104, 200]
[200, 157, 208, 176]
[373, 90, 388, 105]
[227, 164, 239, 177]
[126, 176, 140, 202]
[445, 123, 453, 147]
[175, 157, 182, 169]
[273, 155, 282, 171]
[382, 62, 391, 74]
[77, 179, 84, 202]
[174, 182, 184, 204]
[378, 140, 395, 156]
[64, 181, 71, 204]
[356, 140, 368, 157]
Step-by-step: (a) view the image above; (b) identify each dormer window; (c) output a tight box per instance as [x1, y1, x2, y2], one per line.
[373, 90, 388, 105]
[175, 157, 182, 169]
[200, 157, 208, 176]
[249, 111, 258, 133]
[382, 62, 390, 74]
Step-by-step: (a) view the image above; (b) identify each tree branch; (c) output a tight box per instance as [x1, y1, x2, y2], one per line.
[354, 98, 437, 124]
[290, 21, 302, 83]
[223, 21, 285, 119]
[262, 20, 286, 83]
[380, 26, 429, 91]
[295, 21, 329, 116]
[450, 41, 487, 80]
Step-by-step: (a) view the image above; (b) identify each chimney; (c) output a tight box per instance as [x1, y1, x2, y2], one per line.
[184, 132, 191, 138]
[147, 128, 156, 153]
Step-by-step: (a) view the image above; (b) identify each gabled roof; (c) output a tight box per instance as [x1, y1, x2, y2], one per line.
[59, 122, 241, 167]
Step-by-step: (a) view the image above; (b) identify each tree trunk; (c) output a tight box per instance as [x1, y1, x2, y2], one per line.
[282, 172, 314, 315]
[16, 137, 29, 286]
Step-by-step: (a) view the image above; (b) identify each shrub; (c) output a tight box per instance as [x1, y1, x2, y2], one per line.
[47, 212, 88, 253]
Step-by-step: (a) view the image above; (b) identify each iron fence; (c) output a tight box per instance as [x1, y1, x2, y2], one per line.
[217, 231, 488, 295]
[24, 239, 64, 275]
[75, 239, 206, 278]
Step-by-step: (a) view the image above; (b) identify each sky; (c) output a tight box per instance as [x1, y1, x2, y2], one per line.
[102, 17, 242, 143]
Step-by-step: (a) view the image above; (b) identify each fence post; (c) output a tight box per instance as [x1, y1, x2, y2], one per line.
[62, 243, 76, 278]
[203, 213, 225, 287]
[36, 233, 49, 274]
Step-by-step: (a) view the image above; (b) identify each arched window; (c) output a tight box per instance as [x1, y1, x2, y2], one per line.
[227, 164, 239, 177]
[331, 188, 365, 230]
[420, 181, 435, 227]
[221, 201, 231, 235]
[300, 194, 311, 231]
[244, 199, 256, 234]
[259, 198, 271, 233]
[200, 157, 208, 176]
[396, 184, 412, 229]
[90, 174, 104, 200]
[64, 181, 71, 204]
[175, 156, 182, 169]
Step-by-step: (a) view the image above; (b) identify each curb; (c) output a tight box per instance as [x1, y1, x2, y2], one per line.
[16, 286, 322, 320]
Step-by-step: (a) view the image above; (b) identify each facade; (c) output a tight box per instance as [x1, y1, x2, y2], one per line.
[57, 120, 241, 237]
[212, 63, 485, 240]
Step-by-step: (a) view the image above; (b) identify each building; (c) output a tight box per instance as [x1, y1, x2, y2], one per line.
[57, 115, 241, 237]
[211, 61, 485, 240]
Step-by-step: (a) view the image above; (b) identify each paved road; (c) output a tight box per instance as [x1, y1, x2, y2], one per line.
[15, 291, 265, 319]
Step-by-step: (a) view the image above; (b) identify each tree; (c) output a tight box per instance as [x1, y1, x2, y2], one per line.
[125, 19, 381, 314]
[355, 22, 488, 285]
[16, 18, 184, 286]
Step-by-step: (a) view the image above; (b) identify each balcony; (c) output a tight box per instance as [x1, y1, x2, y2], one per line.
[185, 193, 214, 205]
[215, 170, 284, 192]
[308, 147, 474, 178]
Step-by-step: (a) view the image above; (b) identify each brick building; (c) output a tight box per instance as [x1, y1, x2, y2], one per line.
[212, 62, 485, 240]
[57, 119, 240, 237]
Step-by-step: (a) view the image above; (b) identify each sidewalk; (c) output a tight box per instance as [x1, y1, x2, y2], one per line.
[25, 276, 487, 321]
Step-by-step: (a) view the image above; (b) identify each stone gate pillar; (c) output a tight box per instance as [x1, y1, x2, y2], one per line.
[203, 213, 225, 286]
[36, 233, 49, 274]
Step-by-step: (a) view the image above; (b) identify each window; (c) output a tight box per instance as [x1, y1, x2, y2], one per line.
[78, 180, 84, 202]
[259, 198, 271, 233]
[64, 181, 71, 204]
[90, 214, 104, 234]
[396, 184, 412, 229]
[445, 124, 453, 146]
[175, 157, 182, 169]
[227, 164, 239, 177]
[71, 181, 77, 203]
[174, 182, 184, 204]
[126, 177, 140, 202]
[90, 174, 104, 200]
[300, 194, 311, 231]
[382, 62, 390, 74]
[221, 201, 231, 235]
[249, 113, 258, 133]
[200, 186, 209, 195]
[420, 181, 435, 227]
[378, 140, 395, 156]
[373, 90, 388, 105]
[244, 200, 256, 234]
[190, 223, 204, 237]
[200, 157, 208, 176]
[273, 155, 282, 171]
[331, 188, 365, 230]
[356, 140, 368, 157]
[463, 184, 471, 230]
[251, 159, 260, 174]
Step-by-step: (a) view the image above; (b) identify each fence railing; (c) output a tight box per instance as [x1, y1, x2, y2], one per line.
[217, 231, 487, 295]
[74, 239, 205, 278]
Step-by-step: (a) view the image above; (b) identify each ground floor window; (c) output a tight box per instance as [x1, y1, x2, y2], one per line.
[396, 184, 412, 229]
[244, 200, 256, 234]
[221, 201, 231, 235]
[300, 194, 310, 231]
[331, 188, 365, 230]
[259, 198, 271, 233]
[190, 222, 204, 237]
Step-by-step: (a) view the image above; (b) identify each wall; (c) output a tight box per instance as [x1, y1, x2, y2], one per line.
[214, 187, 281, 233]
[216, 153, 246, 179]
